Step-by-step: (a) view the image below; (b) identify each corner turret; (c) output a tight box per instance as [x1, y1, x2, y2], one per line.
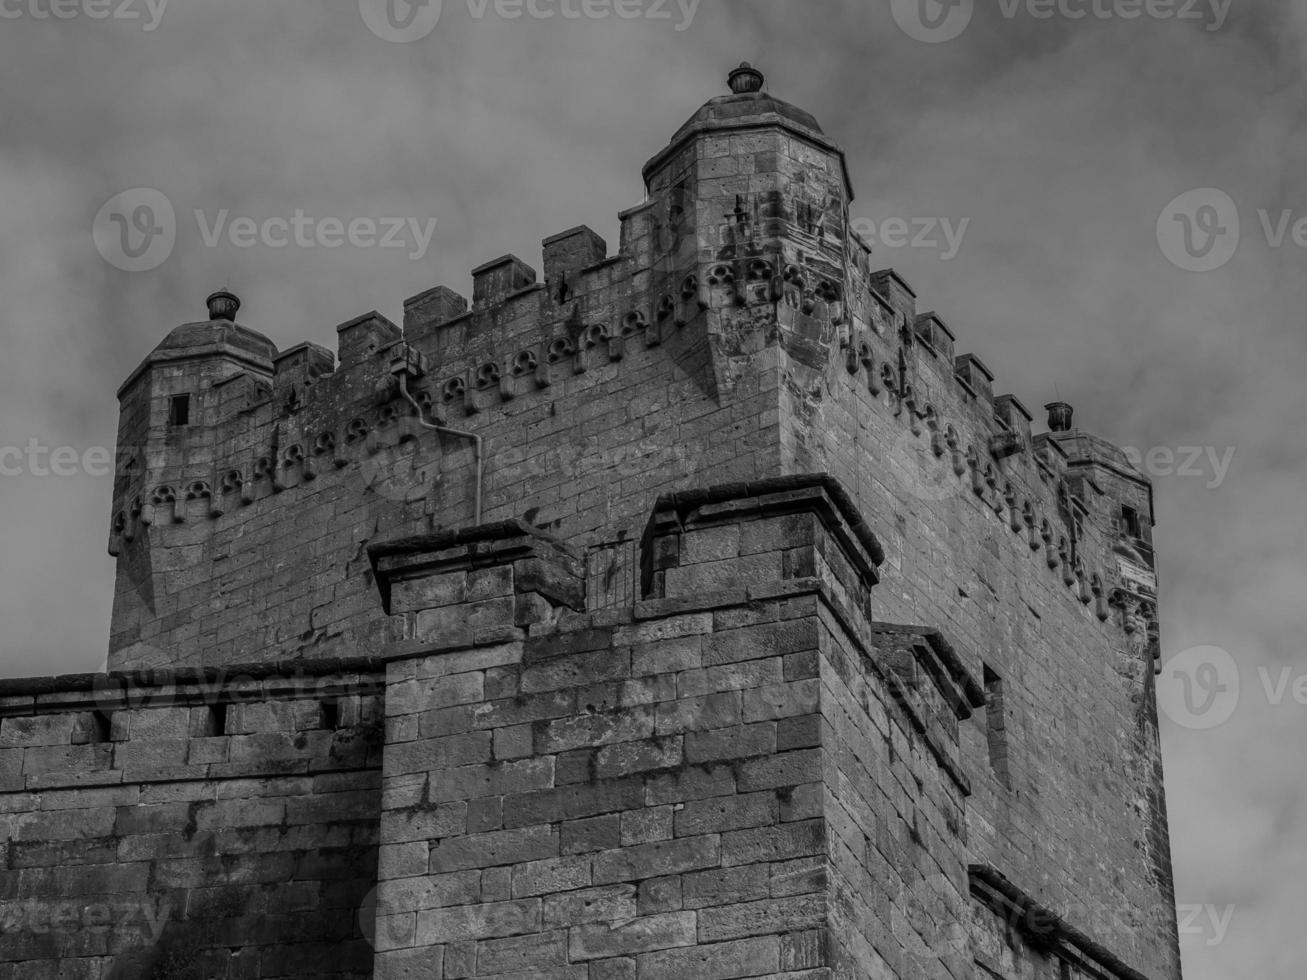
[1040, 400, 1159, 661]
[108, 289, 280, 651]
[112, 291, 278, 527]
[633, 65, 859, 402]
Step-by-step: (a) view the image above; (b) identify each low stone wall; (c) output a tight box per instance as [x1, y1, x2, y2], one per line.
[0, 663, 385, 979]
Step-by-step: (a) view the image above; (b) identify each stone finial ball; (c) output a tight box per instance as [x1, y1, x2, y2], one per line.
[206, 289, 242, 323]
[728, 63, 765, 95]
[1045, 401, 1075, 433]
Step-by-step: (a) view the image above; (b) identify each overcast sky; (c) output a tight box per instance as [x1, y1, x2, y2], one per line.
[0, 0, 1303, 975]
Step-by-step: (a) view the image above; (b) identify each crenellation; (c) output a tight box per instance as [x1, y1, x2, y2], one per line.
[994, 393, 1034, 450]
[471, 254, 539, 311]
[954, 351, 996, 403]
[11, 63, 1185, 980]
[914, 311, 957, 363]
[403, 283, 470, 340]
[543, 226, 609, 299]
[336, 310, 402, 368]
[868, 268, 916, 329]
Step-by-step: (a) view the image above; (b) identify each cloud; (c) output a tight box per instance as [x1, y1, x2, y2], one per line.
[0, 2, 1302, 977]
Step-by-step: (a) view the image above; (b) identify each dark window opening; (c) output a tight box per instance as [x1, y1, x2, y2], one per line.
[1122, 505, 1143, 539]
[90, 711, 112, 744]
[168, 394, 191, 427]
[984, 665, 1012, 789]
[321, 699, 340, 730]
[209, 704, 227, 736]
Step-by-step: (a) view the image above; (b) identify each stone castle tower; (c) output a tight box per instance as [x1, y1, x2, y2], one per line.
[1, 65, 1179, 980]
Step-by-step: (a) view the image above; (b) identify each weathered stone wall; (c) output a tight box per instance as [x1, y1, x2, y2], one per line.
[29, 476, 1174, 978]
[787, 314, 1176, 975]
[365, 499, 856, 979]
[0, 664, 384, 979]
[108, 283, 784, 670]
[94, 74, 1182, 980]
[360, 484, 1130, 980]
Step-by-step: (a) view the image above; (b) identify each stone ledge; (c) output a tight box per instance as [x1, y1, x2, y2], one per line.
[641, 474, 886, 597]
[1, 762, 379, 796]
[0, 658, 387, 716]
[867, 625, 985, 719]
[970, 864, 1153, 980]
[369, 519, 584, 615]
[378, 634, 525, 665]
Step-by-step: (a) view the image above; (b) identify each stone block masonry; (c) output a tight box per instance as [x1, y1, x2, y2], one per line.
[1, 63, 1182, 980]
[0, 661, 385, 978]
[366, 484, 900, 980]
[355, 476, 1169, 980]
[3, 471, 1176, 978]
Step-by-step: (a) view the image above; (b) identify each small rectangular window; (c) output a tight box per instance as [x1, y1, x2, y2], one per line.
[168, 394, 191, 427]
[1122, 505, 1142, 539]
[984, 665, 1012, 789]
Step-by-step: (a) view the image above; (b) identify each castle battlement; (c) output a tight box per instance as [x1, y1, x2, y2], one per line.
[3, 63, 1180, 980]
[109, 208, 1157, 674]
